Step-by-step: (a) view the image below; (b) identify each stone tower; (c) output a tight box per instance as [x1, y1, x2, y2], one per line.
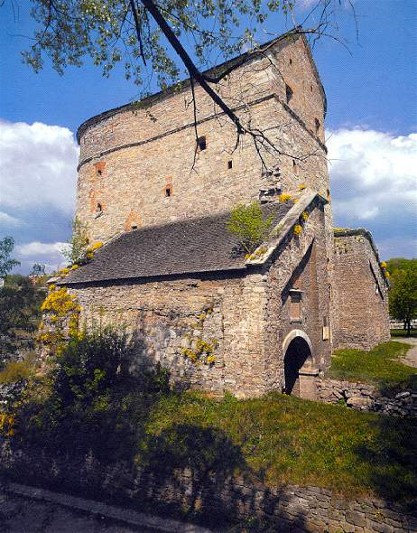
[75, 30, 331, 245]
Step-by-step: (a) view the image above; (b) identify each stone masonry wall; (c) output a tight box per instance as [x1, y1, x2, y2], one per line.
[262, 201, 332, 393]
[2, 448, 416, 533]
[70, 271, 271, 399]
[76, 35, 330, 245]
[316, 377, 417, 417]
[332, 231, 390, 351]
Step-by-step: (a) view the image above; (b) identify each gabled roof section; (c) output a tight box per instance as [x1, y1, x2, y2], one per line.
[77, 27, 326, 143]
[62, 203, 292, 286]
[246, 189, 327, 267]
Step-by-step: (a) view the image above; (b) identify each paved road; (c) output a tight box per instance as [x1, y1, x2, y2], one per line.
[0, 493, 155, 533]
[0, 485, 213, 533]
[0, 492, 148, 533]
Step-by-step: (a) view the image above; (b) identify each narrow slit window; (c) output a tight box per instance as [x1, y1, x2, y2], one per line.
[292, 159, 298, 175]
[227, 160, 233, 169]
[94, 161, 106, 176]
[289, 290, 302, 321]
[285, 84, 293, 104]
[315, 118, 320, 134]
[197, 136, 207, 151]
[165, 185, 172, 197]
[96, 203, 102, 212]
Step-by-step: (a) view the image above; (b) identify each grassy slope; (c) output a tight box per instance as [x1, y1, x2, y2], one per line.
[140, 391, 417, 504]
[328, 341, 417, 392]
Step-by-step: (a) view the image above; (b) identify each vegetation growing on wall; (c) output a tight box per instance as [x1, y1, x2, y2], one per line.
[181, 307, 218, 365]
[37, 285, 81, 356]
[227, 202, 274, 255]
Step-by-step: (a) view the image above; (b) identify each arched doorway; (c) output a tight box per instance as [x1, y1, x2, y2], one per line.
[282, 330, 318, 399]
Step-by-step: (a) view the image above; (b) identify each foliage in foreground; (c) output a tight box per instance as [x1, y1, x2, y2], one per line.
[328, 341, 417, 393]
[0, 333, 416, 509]
[0, 275, 46, 369]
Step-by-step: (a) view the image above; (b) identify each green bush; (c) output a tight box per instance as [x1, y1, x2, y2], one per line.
[52, 328, 132, 407]
[227, 202, 274, 254]
[0, 360, 34, 384]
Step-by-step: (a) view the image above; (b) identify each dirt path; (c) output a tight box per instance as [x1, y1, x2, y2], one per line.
[394, 337, 417, 369]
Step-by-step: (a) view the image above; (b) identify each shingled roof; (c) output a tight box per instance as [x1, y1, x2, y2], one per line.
[62, 203, 292, 285]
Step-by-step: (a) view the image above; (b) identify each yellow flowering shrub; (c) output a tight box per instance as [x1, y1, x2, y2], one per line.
[380, 261, 387, 269]
[89, 241, 103, 251]
[278, 193, 292, 203]
[38, 286, 81, 354]
[0, 413, 15, 437]
[293, 224, 303, 236]
[301, 211, 309, 222]
[298, 183, 306, 191]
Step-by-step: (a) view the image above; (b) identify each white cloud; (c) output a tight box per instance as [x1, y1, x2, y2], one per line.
[16, 241, 67, 258]
[327, 129, 417, 257]
[0, 120, 78, 273]
[0, 211, 23, 226]
[15, 241, 68, 273]
[0, 120, 78, 214]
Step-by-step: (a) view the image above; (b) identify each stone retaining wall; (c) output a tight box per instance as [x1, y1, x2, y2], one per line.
[1, 446, 416, 532]
[316, 378, 417, 417]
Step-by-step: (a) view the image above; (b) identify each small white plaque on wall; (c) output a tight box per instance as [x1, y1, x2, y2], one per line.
[322, 326, 330, 341]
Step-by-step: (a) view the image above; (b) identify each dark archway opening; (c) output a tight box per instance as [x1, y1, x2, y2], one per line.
[284, 337, 312, 396]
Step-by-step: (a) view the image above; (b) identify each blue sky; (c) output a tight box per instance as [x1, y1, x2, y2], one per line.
[0, 0, 416, 272]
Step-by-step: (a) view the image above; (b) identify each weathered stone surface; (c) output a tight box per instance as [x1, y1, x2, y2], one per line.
[316, 378, 417, 417]
[59, 27, 390, 400]
[332, 230, 390, 351]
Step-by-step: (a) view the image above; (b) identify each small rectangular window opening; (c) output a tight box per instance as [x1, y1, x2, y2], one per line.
[165, 186, 172, 197]
[285, 84, 293, 104]
[227, 160, 233, 169]
[197, 136, 207, 151]
[289, 289, 302, 321]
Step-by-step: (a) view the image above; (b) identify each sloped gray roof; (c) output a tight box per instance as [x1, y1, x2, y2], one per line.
[62, 203, 292, 285]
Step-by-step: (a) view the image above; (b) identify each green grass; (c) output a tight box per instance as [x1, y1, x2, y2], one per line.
[328, 341, 417, 393]
[139, 391, 417, 504]
[391, 328, 417, 338]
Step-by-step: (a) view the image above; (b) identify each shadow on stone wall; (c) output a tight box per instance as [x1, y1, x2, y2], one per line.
[1, 328, 417, 530]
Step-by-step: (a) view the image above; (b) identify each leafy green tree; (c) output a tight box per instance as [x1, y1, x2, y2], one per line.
[30, 263, 46, 277]
[0, 275, 46, 368]
[6, 0, 346, 137]
[387, 258, 417, 336]
[0, 236, 20, 278]
[227, 202, 274, 254]
[20, 0, 294, 91]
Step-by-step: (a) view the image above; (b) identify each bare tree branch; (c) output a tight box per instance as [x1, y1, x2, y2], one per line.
[138, 0, 245, 134]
